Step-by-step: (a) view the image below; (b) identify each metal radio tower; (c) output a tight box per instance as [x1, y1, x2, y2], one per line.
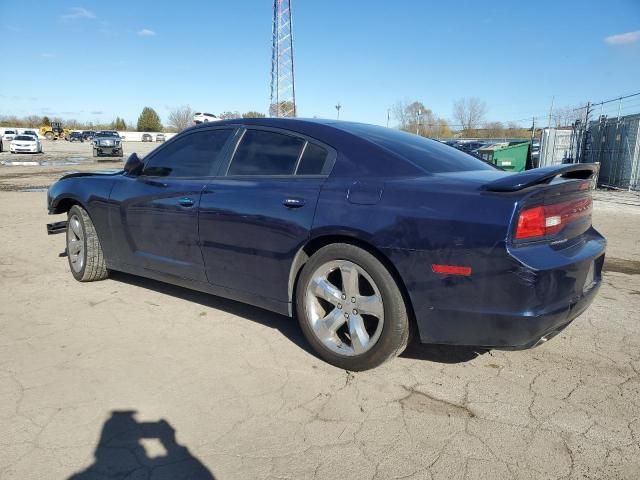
[270, 0, 296, 117]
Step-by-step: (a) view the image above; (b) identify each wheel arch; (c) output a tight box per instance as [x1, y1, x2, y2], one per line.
[50, 196, 81, 215]
[287, 234, 416, 325]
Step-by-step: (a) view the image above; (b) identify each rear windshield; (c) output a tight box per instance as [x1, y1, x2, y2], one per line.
[337, 123, 497, 173]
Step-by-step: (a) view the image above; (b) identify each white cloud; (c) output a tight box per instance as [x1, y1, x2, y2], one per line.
[60, 7, 96, 21]
[137, 28, 156, 37]
[41, 53, 56, 58]
[604, 30, 640, 45]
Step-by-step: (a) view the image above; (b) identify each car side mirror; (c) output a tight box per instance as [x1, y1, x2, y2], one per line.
[124, 153, 144, 176]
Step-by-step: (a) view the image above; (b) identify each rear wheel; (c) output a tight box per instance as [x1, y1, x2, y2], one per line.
[45, 132, 54, 140]
[296, 244, 410, 370]
[66, 205, 109, 282]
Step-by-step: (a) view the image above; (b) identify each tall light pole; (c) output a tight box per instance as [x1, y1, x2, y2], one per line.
[387, 108, 391, 128]
[335, 103, 341, 120]
[416, 109, 422, 136]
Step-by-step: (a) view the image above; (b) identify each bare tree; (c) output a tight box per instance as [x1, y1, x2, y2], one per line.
[452, 97, 488, 133]
[483, 121, 505, 138]
[219, 111, 242, 120]
[167, 105, 195, 132]
[392, 100, 450, 137]
[551, 104, 586, 128]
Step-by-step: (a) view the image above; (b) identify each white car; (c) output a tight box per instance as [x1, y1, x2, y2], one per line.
[193, 112, 220, 124]
[10, 135, 42, 154]
[3, 129, 18, 141]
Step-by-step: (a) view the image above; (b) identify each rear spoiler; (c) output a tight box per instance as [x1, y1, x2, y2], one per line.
[482, 164, 599, 192]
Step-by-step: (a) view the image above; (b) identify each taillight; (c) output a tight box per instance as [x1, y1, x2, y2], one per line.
[515, 197, 592, 240]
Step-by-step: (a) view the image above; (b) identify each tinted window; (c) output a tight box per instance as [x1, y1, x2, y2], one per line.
[296, 142, 328, 175]
[143, 129, 232, 177]
[337, 123, 496, 173]
[228, 130, 305, 176]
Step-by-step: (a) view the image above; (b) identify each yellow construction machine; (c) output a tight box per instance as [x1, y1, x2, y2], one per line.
[39, 122, 71, 140]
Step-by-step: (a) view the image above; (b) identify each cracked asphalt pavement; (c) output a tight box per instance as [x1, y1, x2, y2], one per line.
[0, 154, 639, 479]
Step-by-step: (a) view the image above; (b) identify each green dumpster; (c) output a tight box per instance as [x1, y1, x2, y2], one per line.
[477, 141, 531, 171]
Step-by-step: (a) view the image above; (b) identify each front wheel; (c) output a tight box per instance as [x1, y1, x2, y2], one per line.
[66, 205, 109, 282]
[296, 243, 410, 371]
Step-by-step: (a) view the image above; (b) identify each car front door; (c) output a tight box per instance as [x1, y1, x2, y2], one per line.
[199, 127, 336, 304]
[109, 128, 236, 282]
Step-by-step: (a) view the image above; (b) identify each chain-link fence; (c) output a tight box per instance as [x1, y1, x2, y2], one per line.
[539, 95, 640, 191]
[585, 114, 640, 190]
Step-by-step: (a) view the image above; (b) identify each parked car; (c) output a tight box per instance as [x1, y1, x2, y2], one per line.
[156, 133, 166, 142]
[22, 129, 39, 139]
[141, 133, 153, 142]
[46, 119, 605, 371]
[10, 134, 42, 153]
[92, 131, 123, 157]
[457, 141, 488, 153]
[193, 112, 219, 124]
[68, 132, 84, 142]
[3, 129, 18, 141]
[82, 131, 96, 141]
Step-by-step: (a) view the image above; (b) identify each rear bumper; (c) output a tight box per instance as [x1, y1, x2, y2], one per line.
[386, 227, 606, 349]
[415, 277, 601, 349]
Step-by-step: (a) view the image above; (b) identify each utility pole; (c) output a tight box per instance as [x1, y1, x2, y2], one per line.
[546, 95, 554, 129]
[416, 109, 422, 136]
[530, 117, 535, 143]
[335, 103, 341, 120]
[386, 108, 390, 128]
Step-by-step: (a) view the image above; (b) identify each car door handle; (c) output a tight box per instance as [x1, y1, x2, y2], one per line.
[178, 197, 195, 207]
[282, 198, 305, 208]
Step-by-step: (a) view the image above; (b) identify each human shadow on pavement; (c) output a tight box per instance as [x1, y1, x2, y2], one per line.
[109, 271, 313, 355]
[67, 410, 214, 480]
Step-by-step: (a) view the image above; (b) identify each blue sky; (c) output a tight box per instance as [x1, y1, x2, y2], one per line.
[0, 0, 638, 127]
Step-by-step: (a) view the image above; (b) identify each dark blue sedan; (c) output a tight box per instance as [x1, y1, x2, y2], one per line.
[47, 118, 605, 370]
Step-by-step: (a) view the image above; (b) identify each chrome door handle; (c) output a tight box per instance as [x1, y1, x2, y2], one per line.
[283, 198, 305, 208]
[178, 197, 195, 207]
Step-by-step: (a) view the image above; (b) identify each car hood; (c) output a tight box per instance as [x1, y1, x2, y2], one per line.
[58, 169, 124, 181]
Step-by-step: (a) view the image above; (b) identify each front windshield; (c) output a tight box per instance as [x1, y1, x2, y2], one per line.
[15, 135, 35, 141]
[96, 132, 117, 137]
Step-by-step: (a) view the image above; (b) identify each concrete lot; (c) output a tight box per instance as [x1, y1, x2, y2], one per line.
[1, 141, 639, 479]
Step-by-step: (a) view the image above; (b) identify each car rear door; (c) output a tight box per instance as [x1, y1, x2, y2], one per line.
[108, 127, 236, 282]
[199, 127, 336, 304]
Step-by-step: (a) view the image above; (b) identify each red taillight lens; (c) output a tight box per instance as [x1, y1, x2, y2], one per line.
[515, 197, 592, 240]
[515, 206, 546, 239]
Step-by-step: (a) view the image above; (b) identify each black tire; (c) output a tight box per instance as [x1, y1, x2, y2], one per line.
[295, 243, 410, 371]
[66, 205, 109, 282]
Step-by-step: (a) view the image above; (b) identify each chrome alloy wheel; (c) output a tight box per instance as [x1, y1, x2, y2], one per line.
[67, 214, 85, 273]
[304, 260, 384, 356]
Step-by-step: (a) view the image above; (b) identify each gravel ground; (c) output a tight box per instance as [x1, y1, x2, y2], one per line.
[0, 149, 639, 479]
